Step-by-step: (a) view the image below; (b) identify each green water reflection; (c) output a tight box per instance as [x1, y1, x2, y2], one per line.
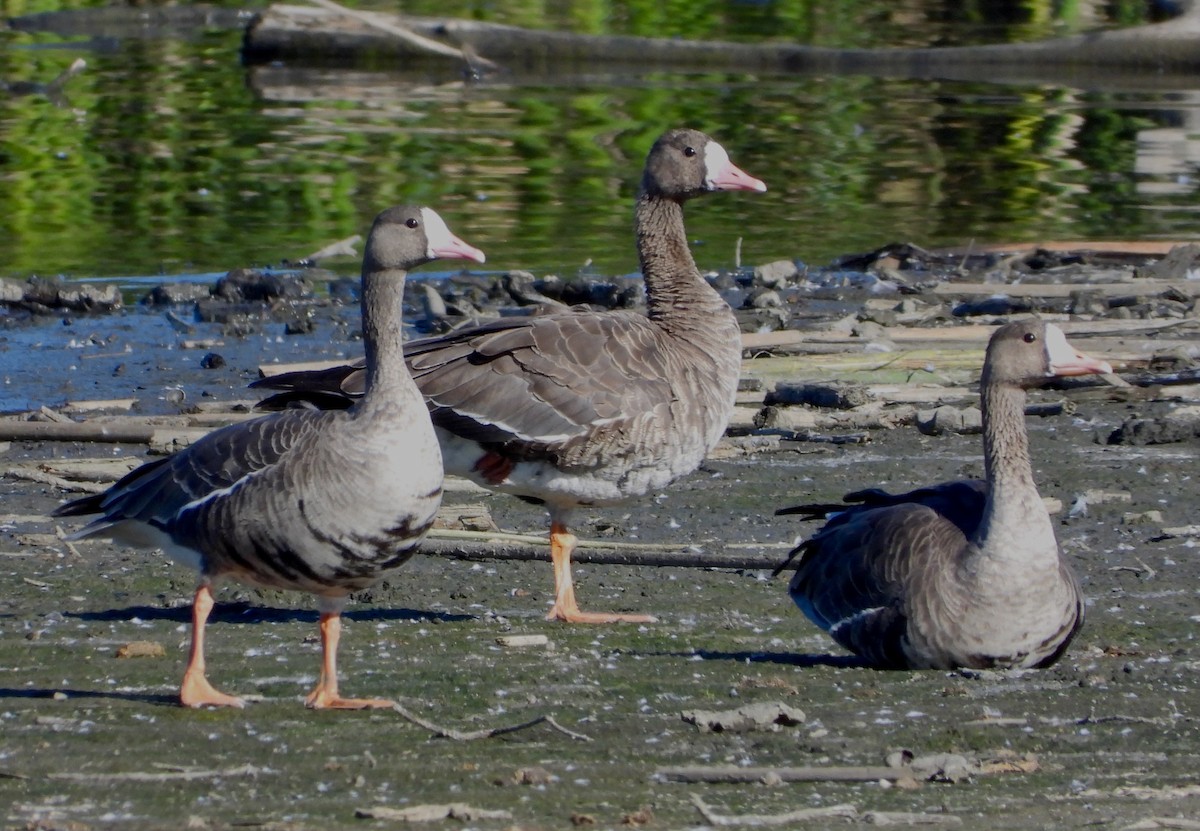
[1, 0, 1196, 282]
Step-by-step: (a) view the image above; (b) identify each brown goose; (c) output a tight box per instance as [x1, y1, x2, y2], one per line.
[253, 129, 766, 623]
[54, 206, 485, 708]
[775, 320, 1111, 670]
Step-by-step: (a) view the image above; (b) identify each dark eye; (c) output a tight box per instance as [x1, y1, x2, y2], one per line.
[406, 218, 419, 229]
[1023, 332, 1037, 343]
[683, 146, 696, 157]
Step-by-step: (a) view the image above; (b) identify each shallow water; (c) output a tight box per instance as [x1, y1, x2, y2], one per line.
[2, 0, 1198, 286]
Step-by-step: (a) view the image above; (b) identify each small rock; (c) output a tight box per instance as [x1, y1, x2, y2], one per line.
[116, 640, 166, 659]
[621, 806, 655, 825]
[754, 259, 799, 288]
[143, 283, 212, 306]
[215, 268, 311, 302]
[512, 766, 555, 785]
[55, 282, 123, 312]
[495, 634, 549, 648]
[681, 702, 806, 733]
[0, 278, 26, 303]
[766, 381, 872, 410]
[1136, 242, 1200, 281]
[952, 296, 1033, 317]
[744, 288, 783, 309]
[284, 316, 315, 335]
[1122, 510, 1164, 526]
[918, 405, 983, 436]
[199, 352, 226, 369]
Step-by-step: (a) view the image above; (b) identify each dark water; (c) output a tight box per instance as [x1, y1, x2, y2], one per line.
[1, 0, 1198, 284]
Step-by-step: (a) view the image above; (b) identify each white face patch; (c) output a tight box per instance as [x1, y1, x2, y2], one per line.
[1042, 323, 1073, 376]
[419, 206, 485, 263]
[703, 140, 731, 189]
[420, 207, 454, 259]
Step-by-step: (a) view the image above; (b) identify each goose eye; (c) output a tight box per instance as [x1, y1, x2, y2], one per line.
[405, 218, 419, 229]
[683, 146, 697, 157]
[1023, 332, 1037, 343]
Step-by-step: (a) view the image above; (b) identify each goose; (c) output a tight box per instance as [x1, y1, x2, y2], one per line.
[252, 128, 767, 623]
[774, 320, 1111, 670]
[53, 206, 485, 708]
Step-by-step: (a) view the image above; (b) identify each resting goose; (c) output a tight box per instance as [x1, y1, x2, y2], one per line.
[775, 320, 1111, 670]
[54, 206, 485, 708]
[253, 128, 766, 623]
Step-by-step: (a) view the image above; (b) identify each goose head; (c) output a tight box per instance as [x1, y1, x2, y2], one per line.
[985, 319, 1112, 389]
[641, 128, 767, 201]
[364, 206, 486, 273]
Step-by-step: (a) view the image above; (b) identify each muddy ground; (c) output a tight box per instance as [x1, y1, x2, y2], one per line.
[2, 292, 1200, 830]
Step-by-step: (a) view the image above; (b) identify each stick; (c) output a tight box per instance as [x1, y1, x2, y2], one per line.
[389, 702, 592, 741]
[304, 0, 499, 70]
[418, 534, 794, 571]
[4, 468, 107, 493]
[0, 420, 210, 446]
[659, 765, 911, 784]
[861, 812, 964, 826]
[302, 233, 361, 263]
[356, 804, 512, 822]
[49, 763, 267, 783]
[689, 794, 859, 826]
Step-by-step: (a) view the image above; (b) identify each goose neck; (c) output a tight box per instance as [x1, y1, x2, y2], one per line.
[635, 193, 730, 327]
[360, 267, 411, 396]
[977, 378, 1052, 554]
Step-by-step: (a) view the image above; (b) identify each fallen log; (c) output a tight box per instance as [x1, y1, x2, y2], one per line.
[242, 4, 1200, 87]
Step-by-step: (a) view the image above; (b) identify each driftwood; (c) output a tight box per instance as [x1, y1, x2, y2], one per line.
[243, 5, 1200, 89]
[0, 420, 216, 449]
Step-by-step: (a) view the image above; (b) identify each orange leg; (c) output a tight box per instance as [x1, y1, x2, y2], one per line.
[179, 584, 245, 709]
[305, 612, 395, 710]
[545, 519, 656, 624]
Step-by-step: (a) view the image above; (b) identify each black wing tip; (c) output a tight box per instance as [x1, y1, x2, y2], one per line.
[254, 390, 355, 413]
[770, 538, 814, 578]
[775, 502, 843, 520]
[51, 495, 104, 518]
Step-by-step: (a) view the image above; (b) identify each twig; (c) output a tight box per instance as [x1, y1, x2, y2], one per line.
[45, 57, 86, 91]
[55, 527, 86, 559]
[689, 794, 858, 826]
[4, 467, 107, 494]
[389, 702, 592, 742]
[304, 0, 499, 70]
[37, 405, 72, 424]
[49, 763, 268, 783]
[303, 233, 362, 264]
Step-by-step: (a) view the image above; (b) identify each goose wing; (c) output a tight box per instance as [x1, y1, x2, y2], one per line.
[786, 502, 971, 668]
[257, 310, 676, 457]
[54, 410, 333, 535]
[405, 310, 673, 453]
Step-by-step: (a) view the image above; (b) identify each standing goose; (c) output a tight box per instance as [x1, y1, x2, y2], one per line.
[774, 320, 1111, 670]
[253, 129, 766, 623]
[54, 206, 485, 708]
